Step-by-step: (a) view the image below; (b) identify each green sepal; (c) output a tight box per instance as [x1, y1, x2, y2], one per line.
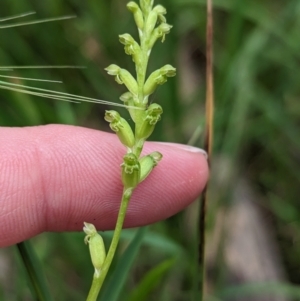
[143, 64, 176, 96]
[83, 222, 106, 277]
[105, 64, 138, 95]
[139, 151, 162, 182]
[136, 103, 163, 140]
[104, 110, 135, 148]
[121, 153, 140, 189]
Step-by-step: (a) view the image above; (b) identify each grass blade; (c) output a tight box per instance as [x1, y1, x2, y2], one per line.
[99, 227, 148, 301]
[197, 0, 214, 300]
[16, 241, 53, 301]
[127, 257, 176, 301]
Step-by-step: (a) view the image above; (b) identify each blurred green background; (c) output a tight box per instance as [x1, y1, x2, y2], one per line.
[0, 0, 300, 300]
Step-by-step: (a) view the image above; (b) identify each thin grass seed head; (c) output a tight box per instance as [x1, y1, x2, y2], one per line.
[0, 13, 132, 109]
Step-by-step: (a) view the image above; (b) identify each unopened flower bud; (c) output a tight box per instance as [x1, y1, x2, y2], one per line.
[104, 110, 135, 148]
[143, 65, 176, 96]
[121, 153, 140, 189]
[105, 64, 138, 95]
[139, 151, 162, 182]
[136, 103, 163, 140]
[83, 222, 106, 277]
[140, 0, 154, 16]
[127, 2, 144, 30]
[144, 10, 158, 37]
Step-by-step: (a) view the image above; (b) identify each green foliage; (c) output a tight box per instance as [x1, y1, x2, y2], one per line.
[99, 227, 147, 301]
[0, 0, 299, 300]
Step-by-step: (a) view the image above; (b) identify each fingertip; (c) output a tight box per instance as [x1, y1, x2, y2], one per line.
[0, 125, 209, 246]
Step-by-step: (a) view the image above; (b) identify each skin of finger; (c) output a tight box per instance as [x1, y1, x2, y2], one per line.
[0, 124, 208, 247]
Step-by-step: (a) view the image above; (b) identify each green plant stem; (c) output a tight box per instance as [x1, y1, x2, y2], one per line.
[86, 188, 133, 301]
[17, 241, 53, 301]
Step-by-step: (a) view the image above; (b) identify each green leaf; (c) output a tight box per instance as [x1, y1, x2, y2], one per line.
[126, 257, 176, 301]
[101, 229, 184, 256]
[218, 282, 300, 299]
[99, 227, 148, 301]
[16, 241, 53, 301]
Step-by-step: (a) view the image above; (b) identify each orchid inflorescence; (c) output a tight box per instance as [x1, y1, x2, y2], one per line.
[83, 1, 176, 299]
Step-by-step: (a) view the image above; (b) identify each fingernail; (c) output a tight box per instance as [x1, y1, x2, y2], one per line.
[156, 142, 208, 158]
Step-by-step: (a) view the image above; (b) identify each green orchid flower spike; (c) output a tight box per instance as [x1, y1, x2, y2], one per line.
[84, 1, 176, 300]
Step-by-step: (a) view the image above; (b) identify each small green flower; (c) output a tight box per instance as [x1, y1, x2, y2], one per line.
[120, 92, 141, 123]
[83, 222, 106, 277]
[120, 91, 134, 106]
[104, 110, 135, 148]
[149, 23, 172, 47]
[121, 153, 140, 189]
[127, 2, 144, 30]
[119, 34, 141, 63]
[139, 151, 162, 182]
[136, 103, 163, 140]
[153, 5, 167, 23]
[143, 64, 176, 96]
[105, 64, 138, 95]
[105, 64, 122, 83]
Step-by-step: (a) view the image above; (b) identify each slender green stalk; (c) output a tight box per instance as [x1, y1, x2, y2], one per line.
[17, 241, 53, 301]
[86, 189, 132, 301]
[197, 0, 214, 300]
[84, 2, 176, 300]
